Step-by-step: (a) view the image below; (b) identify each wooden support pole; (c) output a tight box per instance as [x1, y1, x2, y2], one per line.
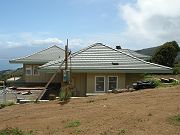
[65, 39, 68, 70]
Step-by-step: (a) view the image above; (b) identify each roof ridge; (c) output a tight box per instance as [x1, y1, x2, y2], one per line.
[40, 43, 172, 71]
[52, 45, 65, 51]
[40, 43, 104, 68]
[102, 44, 171, 70]
[10, 45, 64, 61]
[71, 43, 103, 57]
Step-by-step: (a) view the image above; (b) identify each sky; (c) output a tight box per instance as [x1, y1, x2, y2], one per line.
[0, 0, 180, 70]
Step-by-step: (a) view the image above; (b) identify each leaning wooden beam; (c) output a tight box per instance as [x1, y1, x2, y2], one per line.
[36, 59, 66, 101]
[36, 40, 70, 101]
[36, 72, 58, 101]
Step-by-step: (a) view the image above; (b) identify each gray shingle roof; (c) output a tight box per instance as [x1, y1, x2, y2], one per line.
[40, 43, 172, 73]
[9, 45, 65, 64]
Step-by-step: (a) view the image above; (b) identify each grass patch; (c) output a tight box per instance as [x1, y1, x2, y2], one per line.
[0, 102, 15, 109]
[169, 114, 180, 126]
[86, 99, 94, 103]
[118, 129, 126, 135]
[65, 120, 81, 128]
[74, 129, 84, 135]
[0, 127, 35, 135]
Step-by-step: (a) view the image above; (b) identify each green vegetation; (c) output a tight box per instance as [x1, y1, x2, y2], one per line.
[59, 86, 71, 102]
[144, 77, 161, 88]
[169, 114, 180, 126]
[144, 74, 180, 88]
[0, 127, 35, 135]
[65, 120, 81, 128]
[0, 102, 15, 109]
[152, 41, 180, 67]
[173, 64, 180, 74]
[86, 99, 95, 103]
[136, 46, 160, 56]
[0, 68, 23, 81]
[118, 129, 126, 135]
[149, 79, 161, 88]
[74, 129, 84, 135]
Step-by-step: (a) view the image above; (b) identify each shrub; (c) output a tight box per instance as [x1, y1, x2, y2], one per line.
[65, 120, 81, 128]
[173, 67, 180, 75]
[59, 86, 71, 102]
[145, 79, 161, 88]
[0, 127, 34, 135]
[151, 79, 161, 87]
[118, 129, 126, 135]
[169, 114, 180, 126]
[0, 102, 15, 109]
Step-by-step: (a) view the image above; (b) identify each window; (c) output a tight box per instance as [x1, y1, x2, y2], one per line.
[33, 66, 39, 75]
[108, 76, 118, 90]
[25, 65, 39, 76]
[95, 76, 105, 92]
[25, 66, 32, 75]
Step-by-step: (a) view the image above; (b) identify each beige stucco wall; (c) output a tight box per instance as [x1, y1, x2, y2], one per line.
[23, 64, 62, 83]
[71, 73, 87, 96]
[125, 73, 144, 88]
[86, 73, 126, 93]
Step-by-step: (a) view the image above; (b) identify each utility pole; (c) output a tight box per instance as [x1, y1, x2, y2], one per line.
[65, 39, 68, 71]
[63, 39, 70, 84]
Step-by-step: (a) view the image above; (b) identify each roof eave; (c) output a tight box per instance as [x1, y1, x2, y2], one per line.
[9, 60, 49, 64]
[39, 68, 172, 74]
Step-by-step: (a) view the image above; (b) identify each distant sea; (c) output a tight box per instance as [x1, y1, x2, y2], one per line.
[0, 59, 21, 71]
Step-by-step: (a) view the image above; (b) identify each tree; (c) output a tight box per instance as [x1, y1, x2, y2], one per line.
[152, 41, 180, 67]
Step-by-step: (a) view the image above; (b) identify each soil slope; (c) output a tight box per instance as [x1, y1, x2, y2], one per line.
[0, 86, 180, 135]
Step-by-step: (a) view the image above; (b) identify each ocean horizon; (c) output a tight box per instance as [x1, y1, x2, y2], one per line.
[0, 59, 20, 71]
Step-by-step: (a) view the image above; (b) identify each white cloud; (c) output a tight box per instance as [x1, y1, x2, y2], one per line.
[119, 0, 180, 48]
[6, 41, 23, 48]
[30, 38, 63, 46]
[0, 41, 23, 49]
[19, 32, 63, 46]
[67, 38, 86, 51]
[0, 32, 64, 49]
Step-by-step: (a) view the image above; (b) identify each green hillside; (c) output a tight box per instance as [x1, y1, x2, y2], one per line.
[136, 46, 160, 56]
[0, 68, 23, 81]
[136, 46, 180, 63]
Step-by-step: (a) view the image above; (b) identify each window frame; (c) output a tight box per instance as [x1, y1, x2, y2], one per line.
[25, 65, 32, 76]
[95, 76, 105, 92]
[33, 65, 40, 76]
[108, 76, 118, 90]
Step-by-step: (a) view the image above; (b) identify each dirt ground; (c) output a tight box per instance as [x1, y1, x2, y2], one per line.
[0, 86, 180, 135]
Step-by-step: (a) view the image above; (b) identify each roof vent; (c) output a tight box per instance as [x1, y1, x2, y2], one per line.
[112, 62, 119, 65]
[116, 46, 121, 49]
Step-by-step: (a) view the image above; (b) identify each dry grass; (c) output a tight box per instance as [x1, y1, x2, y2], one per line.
[0, 86, 180, 135]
